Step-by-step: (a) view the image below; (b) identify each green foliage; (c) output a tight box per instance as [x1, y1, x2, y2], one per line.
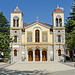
[65, 1, 75, 53]
[4, 52, 10, 58]
[0, 11, 12, 58]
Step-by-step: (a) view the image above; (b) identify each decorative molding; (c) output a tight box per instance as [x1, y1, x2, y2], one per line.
[53, 27, 65, 29]
[24, 22, 51, 29]
[12, 45, 19, 48]
[10, 27, 23, 30]
[56, 48, 63, 51]
[13, 48, 19, 51]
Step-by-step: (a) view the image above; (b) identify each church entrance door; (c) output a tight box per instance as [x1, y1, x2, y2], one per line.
[35, 49, 40, 61]
[42, 51, 47, 61]
[28, 51, 33, 61]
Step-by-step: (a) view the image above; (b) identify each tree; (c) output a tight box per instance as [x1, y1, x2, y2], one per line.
[0, 12, 12, 58]
[65, 0, 75, 60]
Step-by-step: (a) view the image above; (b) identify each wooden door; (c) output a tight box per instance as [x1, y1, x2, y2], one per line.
[35, 49, 40, 61]
[28, 51, 33, 61]
[42, 51, 47, 61]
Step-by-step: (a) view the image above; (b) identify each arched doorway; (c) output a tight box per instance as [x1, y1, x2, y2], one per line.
[28, 51, 33, 61]
[42, 51, 47, 61]
[35, 49, 40, 61]
[14, 49, 17, 56]
[58, 49, 61, 56]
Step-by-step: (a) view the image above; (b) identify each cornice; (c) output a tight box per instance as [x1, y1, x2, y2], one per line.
[10, 27, 23, 30]
[53, 27, 65, 29]
[10, 42, 65, 45]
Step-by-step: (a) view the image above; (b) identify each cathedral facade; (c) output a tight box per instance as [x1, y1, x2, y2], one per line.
[10, 6, 65, 62]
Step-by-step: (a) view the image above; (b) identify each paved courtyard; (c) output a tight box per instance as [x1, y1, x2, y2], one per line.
[0, 61, 75, 75]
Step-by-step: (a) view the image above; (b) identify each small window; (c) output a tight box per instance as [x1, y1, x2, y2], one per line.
[58, 30, 60, 32]
[58, 49, 61, 56]
[35, 30, 40, 42]
[14, 36, 17, 42]
[14, 49, 17, 56]
[15, 31, 17, 33]
[58, 35, 61, 42]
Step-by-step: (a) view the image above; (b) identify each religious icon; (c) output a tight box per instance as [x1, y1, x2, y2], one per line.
[29, 34, 31, 40]
[44, 34, 47, 41]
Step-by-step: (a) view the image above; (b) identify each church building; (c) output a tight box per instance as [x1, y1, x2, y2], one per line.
[10, 6, 65, 62]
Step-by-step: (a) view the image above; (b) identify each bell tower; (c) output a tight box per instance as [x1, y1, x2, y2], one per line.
[52, 6, 65, 61]
[10, 6, 23, 62]
[10, 6, 23, 29]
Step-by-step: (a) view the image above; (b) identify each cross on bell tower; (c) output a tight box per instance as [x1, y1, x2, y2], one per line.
[36, 16, 39, 21]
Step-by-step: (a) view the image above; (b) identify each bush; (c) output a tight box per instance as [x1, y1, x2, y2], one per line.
[4, 52, 10, 58]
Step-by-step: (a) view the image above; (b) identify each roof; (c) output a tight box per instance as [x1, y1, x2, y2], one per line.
[24, 21, 52, 28]
[11, 6, 23, 13]
[54, 5, 63, 12]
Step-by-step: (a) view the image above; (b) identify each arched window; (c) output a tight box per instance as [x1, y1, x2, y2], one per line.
[17, 19, 19, 27]
[56, 15, 62, 27]
[35, 30, 40, 42]
[13, 16, 19, 27]
[13, 19, 15, 27]
[14, 49, 17, 56]
[58, 35, 61, 42]
[56, 18, 58, 27]
[59, 18, 62, 27]
[14, 36, 17, 42]
[58, 49, 61, 56]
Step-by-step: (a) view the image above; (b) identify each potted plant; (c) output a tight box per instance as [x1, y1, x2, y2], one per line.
[50, 57, 53, 61]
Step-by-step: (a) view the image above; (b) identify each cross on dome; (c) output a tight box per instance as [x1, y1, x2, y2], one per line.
[57, 5, 59, 9]
[16, 5, 18, 9]
[54, 5, 63, 12]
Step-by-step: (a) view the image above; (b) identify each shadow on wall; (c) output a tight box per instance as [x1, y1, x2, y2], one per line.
[0, 68, 51, 75]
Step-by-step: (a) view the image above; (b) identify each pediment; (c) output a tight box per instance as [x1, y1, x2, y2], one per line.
[24, 21, 51, 29]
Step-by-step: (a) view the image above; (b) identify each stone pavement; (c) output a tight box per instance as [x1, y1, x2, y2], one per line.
[0, 61, 75, 75]
[61, 62, 75, 67]
[0, 63, 8, 68]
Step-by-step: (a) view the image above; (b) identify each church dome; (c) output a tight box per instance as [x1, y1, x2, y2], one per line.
[12, 6, 22, 13]
[54, 5, 63, 12]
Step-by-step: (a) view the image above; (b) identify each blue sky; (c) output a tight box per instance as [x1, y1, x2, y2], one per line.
[0, 0, 74, 25]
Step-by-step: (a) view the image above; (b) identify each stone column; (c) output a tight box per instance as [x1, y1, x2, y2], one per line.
[15, 20, 17, 27]
[27, 51, 28, 61]
[40, 50, 42, 61]
[47, 51, 49, 61]
[48, 45, 51, 61]
[33, 50, 35, 61]
[25, 46, 28, 61]
[19, 45, 21, 61]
